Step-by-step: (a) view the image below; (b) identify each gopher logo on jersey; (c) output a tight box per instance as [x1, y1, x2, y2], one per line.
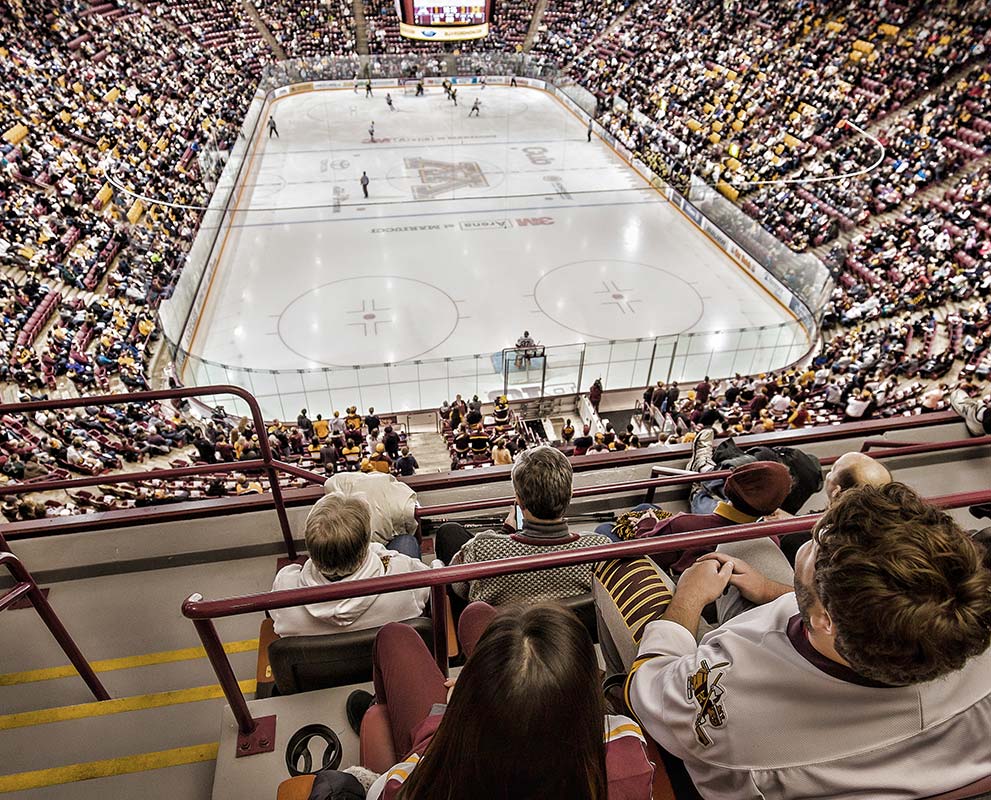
[687, 660, 729, 747]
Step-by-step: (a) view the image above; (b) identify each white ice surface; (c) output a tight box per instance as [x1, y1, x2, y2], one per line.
[186, 85, 795, 413]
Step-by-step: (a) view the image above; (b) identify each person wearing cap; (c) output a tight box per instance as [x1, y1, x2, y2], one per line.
[369, 442, 393, 474]
[594, 429, 793, 572]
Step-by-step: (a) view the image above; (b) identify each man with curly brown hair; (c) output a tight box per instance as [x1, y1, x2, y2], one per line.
[614, 484, 991, 799]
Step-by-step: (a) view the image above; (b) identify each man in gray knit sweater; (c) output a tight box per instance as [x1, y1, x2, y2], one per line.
[435, 446, 610, 605]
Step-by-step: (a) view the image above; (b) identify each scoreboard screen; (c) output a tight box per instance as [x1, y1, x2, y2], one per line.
[397, 0, 493, 41]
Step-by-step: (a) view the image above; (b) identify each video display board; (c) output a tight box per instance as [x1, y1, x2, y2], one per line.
[397, 0, 493, 41]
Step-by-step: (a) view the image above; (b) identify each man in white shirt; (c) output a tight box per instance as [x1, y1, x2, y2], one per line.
[601, 484, 991, 799]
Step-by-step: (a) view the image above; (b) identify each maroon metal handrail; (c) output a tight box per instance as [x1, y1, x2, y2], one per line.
[0, 551, 110, 701]
[0, 385, 334, 560]
[417, 434, 991, 519]
[181, 487, 991, 757]
[0, 407, 967, 542]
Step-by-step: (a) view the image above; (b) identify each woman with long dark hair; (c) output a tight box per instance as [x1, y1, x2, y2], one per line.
[364, 602, 653, 800]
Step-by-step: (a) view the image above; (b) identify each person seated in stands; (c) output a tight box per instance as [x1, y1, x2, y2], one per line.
[787, 401, 809, 428]
[324, 469, 420, 557]
[205, 478, 228, 498]
[573, 425, 594, 455]
[596, 430, 794, 574]
[843, 388, 876, 421]
[234, 475, 263, 495]
[2, 453, 25, 480]
[777, 451, 892, 563]
[436, 446, 610, 606]
[192, 429, 217, 464]
[452, 424, 471, 461]
[355, 603, 653, 800]
[215, 438, 234, 462]
[341, 436, 362, 470]
[270, 494, 430, 637]
[596, 484, 991, 799]
[491, 438, 513, 466]
[468, 425, 491, 458]
[22, 454, 48, 480]
[561, 418, 575, 443]
[394, 446, 418, 477]
[369, 443, 393, 474]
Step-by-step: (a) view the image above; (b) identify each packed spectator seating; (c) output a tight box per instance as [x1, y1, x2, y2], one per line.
[530, 0, 633, 64]
[573, 0, 991, 246]
[0, 396, 422, 518]
[1, 0, 260, 393]
[151, 0, 271, 74]
[456, 0, 539, 53]
[253, 0, 355, 58]
[0, 0, 989, 504]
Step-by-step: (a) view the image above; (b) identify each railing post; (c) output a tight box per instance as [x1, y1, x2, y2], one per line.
[0, 552, 109, 701]
[430, 584, 449, 677]
[190, 612, 277, 757]
[30, 582, 111, 702]
[243, 392, 299, 561]
[666, 336, 678, 384]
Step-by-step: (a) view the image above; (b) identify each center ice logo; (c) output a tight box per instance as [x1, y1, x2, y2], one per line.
[406, 157, 489, 199]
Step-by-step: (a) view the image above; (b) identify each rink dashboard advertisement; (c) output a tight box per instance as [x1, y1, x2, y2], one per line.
[396, 0, 492, 40]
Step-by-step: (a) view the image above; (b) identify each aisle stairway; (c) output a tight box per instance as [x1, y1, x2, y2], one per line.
[243, 0, 287, 60]
[523, 0, 549, 51]
[0, 557, 276, 799]
[352, 0, 369, 56]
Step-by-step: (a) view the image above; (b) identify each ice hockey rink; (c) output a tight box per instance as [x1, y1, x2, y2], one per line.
[187, 84, 796, 401]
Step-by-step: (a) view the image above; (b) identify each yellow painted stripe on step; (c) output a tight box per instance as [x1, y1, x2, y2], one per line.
[0, 639, 259, 686]
[0, 742, 220, 793]
[0, 679, 256, 731]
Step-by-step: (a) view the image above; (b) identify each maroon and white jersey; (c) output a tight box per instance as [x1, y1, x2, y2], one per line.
[628, 594, 991, 799]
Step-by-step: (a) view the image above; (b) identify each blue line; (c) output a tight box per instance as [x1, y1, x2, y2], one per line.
[223, 198, 663, 230]
[255, 137, 589, 157]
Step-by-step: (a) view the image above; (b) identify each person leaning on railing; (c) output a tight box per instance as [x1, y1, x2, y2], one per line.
[596, 484, 991, 799]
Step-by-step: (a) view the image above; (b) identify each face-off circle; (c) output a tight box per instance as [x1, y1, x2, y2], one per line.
[277, 276, 460, 366]
[533, 260, 705, 340]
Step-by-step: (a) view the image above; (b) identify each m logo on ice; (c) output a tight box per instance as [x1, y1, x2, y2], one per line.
[407, 158, 489, 199]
